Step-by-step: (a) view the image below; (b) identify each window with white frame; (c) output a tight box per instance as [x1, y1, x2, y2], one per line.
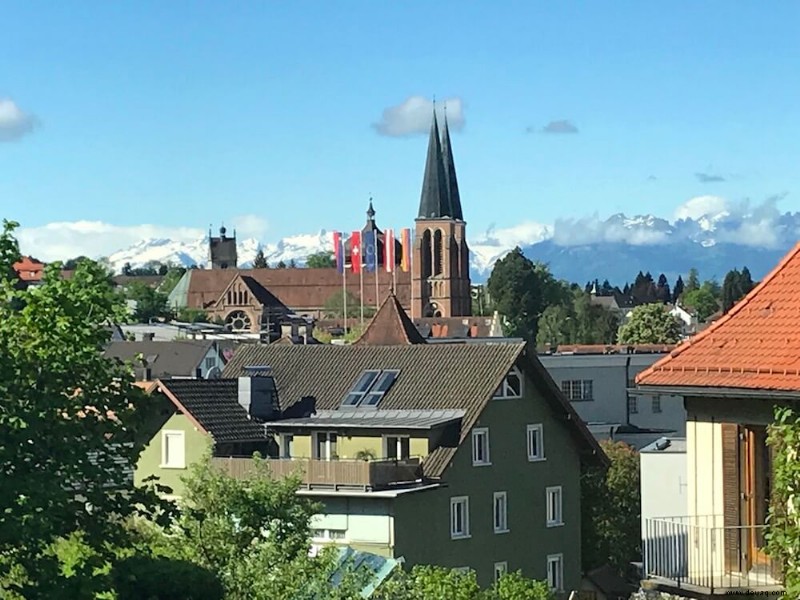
[312, 528, 346, 541]
[547, 554, 564, 591]
[526, 424, 545, 461]
[628, 396, 638, 414]
[493, 491, 509, 533]
[450, 496, 470, 539]
[546, 486, 563, 527]
[493, 366, 523, 399]
[280, 433, 294, 458]
[313, 432, 338, 460]
[161, 430, 185, 469]
[471, 427, 491, 466]
[561, 379, 593, 401]
[204, 356, 217, 370]
[652, 396, 662, 413]
[493, 561, 508, 582]
[383, 435, 410, 460]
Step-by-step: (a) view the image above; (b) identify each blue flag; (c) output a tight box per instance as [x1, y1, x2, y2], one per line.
[363, 231, 376, 273]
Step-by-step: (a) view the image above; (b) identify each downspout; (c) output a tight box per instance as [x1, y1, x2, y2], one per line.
[625, 354, 632, 426]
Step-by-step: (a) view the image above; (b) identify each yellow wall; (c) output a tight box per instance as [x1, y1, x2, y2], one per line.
[280, 432, 429, 460]
[135, 412, 210, 499]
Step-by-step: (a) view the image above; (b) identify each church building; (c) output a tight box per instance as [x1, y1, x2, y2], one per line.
[185, 107, 474, 329]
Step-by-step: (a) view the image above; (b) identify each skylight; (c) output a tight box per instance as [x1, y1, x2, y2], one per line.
[342, 370, 381, 406]
[341, 369, 400, 409]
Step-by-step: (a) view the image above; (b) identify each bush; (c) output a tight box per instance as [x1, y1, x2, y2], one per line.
[112, 555, 223, 600]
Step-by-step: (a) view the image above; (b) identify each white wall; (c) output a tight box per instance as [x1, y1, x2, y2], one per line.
[640, 445, 687, 528]
[311, 496, 394, 553]
[538, 353, 686, 436]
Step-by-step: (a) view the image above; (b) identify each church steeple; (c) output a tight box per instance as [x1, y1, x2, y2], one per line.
[441, 109, 463, 221]
[417, 108, 451, 220]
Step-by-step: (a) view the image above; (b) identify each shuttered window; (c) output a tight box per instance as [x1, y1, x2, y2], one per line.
[721, 422, 741, 572]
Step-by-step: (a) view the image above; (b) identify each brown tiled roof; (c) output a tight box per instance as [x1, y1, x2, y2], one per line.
[223, 343, 606, 477]
[355, 294, 426, 346]
[158, 379, 268, 442]
[638, 243, 800, 391]
[185, 268, 411, 313]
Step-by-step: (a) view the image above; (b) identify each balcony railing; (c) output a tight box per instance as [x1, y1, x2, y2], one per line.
[643, 516, 783, 595]
[211, 456, 423, 491]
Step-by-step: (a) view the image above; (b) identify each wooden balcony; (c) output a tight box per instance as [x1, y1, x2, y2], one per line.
[211, 456, 423, 491]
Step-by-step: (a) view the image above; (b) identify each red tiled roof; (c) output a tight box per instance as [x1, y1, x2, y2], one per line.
[12, 256, 45, 282]
[637, 243, 800, 391]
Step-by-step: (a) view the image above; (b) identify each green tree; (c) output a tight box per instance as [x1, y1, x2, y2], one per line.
[536, 304, 575, 348]
[767, 406, 800, 598]
[111, 555, 223, 600]
[253, 249, 269, 269]
[289, 258, 297, 268]
[276, 260, 287, 269]
[158, 265, 186, 296]
[306, 251, 336, 269]
[617, 303, 681, 345]
[124, 281, 170, 323]
[673, 275, 685, 300]
[62, 256, 90, 270]
[572, 290, 619, 344]
[487, 248, 564, 342]
[177, 307, 209, 323]
[682, 286, 719, 322]
[0, 221, 167, 597]
[376, 565, 553, 600]
[154, 455, 365, 599]
[685, 268, 700, 293]
[324, 290, 364, 319]
[581, 440, 641, 576]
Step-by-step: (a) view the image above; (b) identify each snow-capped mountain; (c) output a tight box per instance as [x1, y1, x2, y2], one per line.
[103, 201, 800, 285]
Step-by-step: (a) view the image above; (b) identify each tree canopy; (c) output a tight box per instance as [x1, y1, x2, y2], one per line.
[0, 220, 166, 597]
[306, 251, 336, 269]
[253, 249, 269, 269]
[581, 440, 641, 576]
[722, 266, 755, 313]
[617, 303, 681, 345]
[487, 248, 565, 343]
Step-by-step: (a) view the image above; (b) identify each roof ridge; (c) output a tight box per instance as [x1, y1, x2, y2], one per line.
[637, 241, 800, 384]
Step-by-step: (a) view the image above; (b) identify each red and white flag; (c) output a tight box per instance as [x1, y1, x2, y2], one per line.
[350, 231, 362, 274]
[384, 229, 395, 272]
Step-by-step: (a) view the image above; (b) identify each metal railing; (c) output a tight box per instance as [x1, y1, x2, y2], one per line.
[211, 456, 423, 490]
[643, 516, 782, 593]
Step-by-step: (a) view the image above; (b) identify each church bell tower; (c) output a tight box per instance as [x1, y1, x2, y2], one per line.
[411, 108, 471, 318]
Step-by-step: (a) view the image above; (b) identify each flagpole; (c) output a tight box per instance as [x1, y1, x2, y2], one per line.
[359, 268, 364, 329]
[342, 261, 348, 334]
[374, 247, 380, 311]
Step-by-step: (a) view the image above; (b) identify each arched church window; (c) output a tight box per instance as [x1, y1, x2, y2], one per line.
[433, 229, 443, 276]
[421, 229, 432, 278]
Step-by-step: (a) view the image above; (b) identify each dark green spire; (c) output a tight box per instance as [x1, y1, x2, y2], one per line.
[441, 110, 463, 221]
[417, 108, 452, 220]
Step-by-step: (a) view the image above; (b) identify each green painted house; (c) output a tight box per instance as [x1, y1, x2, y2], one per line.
[136, 296, 607, 594]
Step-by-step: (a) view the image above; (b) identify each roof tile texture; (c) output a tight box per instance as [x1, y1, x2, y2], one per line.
[224, 343, 525, 477]
[638, 243, 800, 391]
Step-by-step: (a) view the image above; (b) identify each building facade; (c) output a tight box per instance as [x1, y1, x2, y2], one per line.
[538, 346, 686, 449]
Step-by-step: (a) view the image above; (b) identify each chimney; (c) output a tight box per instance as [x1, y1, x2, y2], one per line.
[238, 366, 280, 421]
[280, 322, 292, 340]
[144, 366, 152, 381]
[143, 332, 155, 341]
[195, 367, 202, 379]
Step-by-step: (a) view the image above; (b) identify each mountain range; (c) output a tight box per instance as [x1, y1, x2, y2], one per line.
[105, 205, 800, 285]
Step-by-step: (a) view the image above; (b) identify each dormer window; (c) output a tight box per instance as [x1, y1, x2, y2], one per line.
[493, 366, 523, 399]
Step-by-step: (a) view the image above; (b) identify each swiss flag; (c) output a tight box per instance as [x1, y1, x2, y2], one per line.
[350, 231, 362, 273]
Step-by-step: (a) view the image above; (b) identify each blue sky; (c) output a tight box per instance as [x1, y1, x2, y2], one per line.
[3, 1, 800, 257]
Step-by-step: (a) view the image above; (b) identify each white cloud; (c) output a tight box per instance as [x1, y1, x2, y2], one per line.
[16, 221, 205, 262]
[673, 195, 730, 221]
[372, 95, 465, 137]
[551, 215, 672, 247]
[230, 214, 269, 238]
[0, 98, 38, 142]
